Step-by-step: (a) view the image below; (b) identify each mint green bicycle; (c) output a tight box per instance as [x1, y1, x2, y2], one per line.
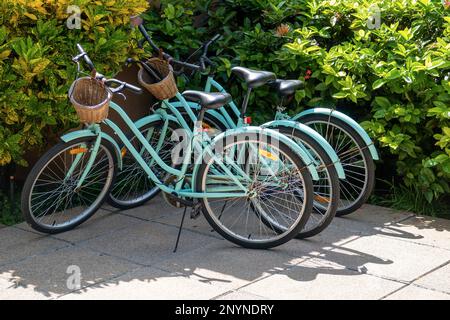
[21, 44, 318, 249]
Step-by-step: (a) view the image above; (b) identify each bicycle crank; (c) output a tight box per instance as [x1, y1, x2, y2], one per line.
[162, 174, 193, 208]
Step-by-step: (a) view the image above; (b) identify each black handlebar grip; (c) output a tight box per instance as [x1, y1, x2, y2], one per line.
[211, 34, 221, 43]
[83, 55, 95, 71]
[138, 24, 160, 53]
[76, 44, 95, 71]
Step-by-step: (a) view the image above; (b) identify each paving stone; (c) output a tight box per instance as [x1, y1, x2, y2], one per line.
[242, 257, 404, 300]
[0, 276, 55, 300]
[294, 240, 393, 275]
[145, 207, 226, 240]
[332, 214, 450, 252]
[413, 261, 450, 294]
[51, 211, 143, 244]
[130, 197, 361, 245]
[154, 241, 308, 293]
[376, 215, 450, 251]
[1, 202, 449, 300]
[339, 234, 450, 282]
[14, 209, 111, 235]
[341, 204, 414, 225]
[384, 284, 450, 300]
[0, 245, 141, 298]
[0, 227, 68, 266]
[100, 203, 121, 212]
[80, 219, 223, 266]
[330, 205, 413, 236]
[118, 194, 180, 222]
[59, 267, 227, 300]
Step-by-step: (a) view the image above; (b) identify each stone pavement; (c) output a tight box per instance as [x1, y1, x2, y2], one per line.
[0, 195, 449, 300]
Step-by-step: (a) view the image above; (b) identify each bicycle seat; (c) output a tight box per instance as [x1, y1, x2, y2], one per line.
[182, 90, 232, 110]
[231, 67, 276, 88]
[268, 79, 305, 96]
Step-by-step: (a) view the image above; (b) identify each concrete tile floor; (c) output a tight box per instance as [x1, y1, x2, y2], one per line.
[0, 195, 449, 300]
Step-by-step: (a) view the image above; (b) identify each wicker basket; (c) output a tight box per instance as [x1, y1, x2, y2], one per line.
[69, 77, 112, 123]
[138, 58, 178, 100]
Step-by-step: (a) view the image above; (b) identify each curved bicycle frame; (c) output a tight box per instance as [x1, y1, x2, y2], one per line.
[61, 91, 319, 201]
[169, 76, 366, 178]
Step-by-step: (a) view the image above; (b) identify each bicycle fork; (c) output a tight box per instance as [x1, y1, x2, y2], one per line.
[64, 124, 103, 190]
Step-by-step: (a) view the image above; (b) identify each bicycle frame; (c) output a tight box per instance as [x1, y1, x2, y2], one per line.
[61, 94, 256, 199]
[61, 92, 319, 200]
[201, 77, 377, 161]
[169, 76, 352, 179]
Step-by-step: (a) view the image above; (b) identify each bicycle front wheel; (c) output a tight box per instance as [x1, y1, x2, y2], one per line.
[195, 132, 314, 249]
[21, 137, 117, 234]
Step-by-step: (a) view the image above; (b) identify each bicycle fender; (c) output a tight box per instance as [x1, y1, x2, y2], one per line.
[263, 120, 346, 179]
[293, 108, 379, 160]
[197, 126, 319, 181]
[60, 130, 123, 170]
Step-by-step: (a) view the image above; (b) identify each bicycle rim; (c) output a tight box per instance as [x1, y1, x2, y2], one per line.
[304, 120, 369, 211]
[26, 141, 114, 230]
[200, 137, 310, 245]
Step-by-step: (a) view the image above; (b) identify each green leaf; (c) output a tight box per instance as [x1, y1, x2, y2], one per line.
[332, 92, 348, 99]
[385, 69, 402, 80]
[424, 190, 433, 203]
[435, 154, 449, 164]
[442, 160, 450, 174]
[375, 97, 391, 109]
[372, 79, 387, 90]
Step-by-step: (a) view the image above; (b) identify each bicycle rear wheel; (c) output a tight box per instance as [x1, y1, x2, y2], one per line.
[275, 126, 340, 238]
[301, 114, 375, 216]
[195, 131, 314, 249]
[107, 119, 180, 209]
[21, 137, 117, 234]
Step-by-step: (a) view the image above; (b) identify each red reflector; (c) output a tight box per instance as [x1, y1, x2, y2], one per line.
[244, 116, 252, 124]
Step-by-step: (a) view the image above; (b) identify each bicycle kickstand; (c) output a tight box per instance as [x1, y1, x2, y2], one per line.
[173, 206, 188, 253]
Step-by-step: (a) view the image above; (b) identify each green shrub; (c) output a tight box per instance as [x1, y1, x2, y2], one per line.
[143, 0, 450, 203]
[0, 0, 148, 166]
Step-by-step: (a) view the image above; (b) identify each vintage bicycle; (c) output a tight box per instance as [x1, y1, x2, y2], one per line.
[21, 44, 320, 249]
[132, 26, 378, 217]
[107, 23, 346, 239]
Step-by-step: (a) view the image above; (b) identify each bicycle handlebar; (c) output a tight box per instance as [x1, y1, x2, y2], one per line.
[75, 44, 95, 71]
[73, 44, 142, 94]
[137, 24, 220, 73]
[104, 78, 142, 94]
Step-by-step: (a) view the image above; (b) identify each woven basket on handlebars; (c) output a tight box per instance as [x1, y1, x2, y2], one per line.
[138, 58, 178, 100]
[69, 77, 112, 124]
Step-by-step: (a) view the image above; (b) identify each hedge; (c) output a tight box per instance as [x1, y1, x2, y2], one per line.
[142, 0, 450, 202]
[0, 0, 148, 166]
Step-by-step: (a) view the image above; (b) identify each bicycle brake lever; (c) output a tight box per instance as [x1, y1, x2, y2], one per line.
[116, 92, 126, 100]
